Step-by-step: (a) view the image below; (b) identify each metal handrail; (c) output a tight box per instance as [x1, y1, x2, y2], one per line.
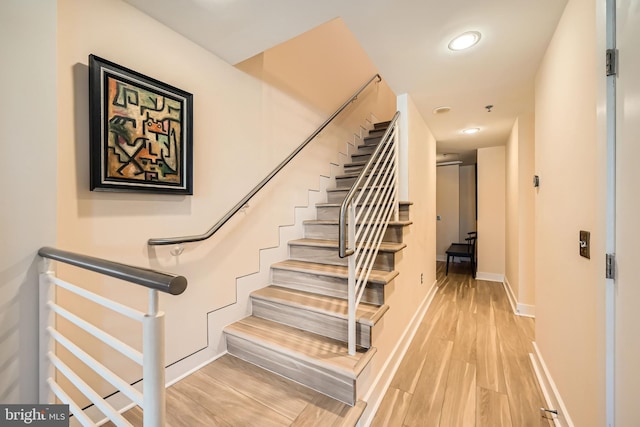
[339, 111, 401, 258]
[148, 73, 383, 246]
[38, 246, 187, 295]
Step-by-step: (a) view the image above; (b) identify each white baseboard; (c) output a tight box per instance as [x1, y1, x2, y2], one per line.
[530, 342, 575, 427]
[359, 279, 439, 426]
[475, 272, 504, 282]
[436, 254, 447, 262]
[502, 277, 535, 318]
[516, 303, 535, 318]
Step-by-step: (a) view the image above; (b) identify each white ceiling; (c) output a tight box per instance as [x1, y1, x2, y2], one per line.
[124, 0, 568, 161]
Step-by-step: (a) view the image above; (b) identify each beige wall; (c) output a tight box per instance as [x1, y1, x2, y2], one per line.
[236, 18, 383, 117]
[55, 0, 396, 400]
[534, 0, 606, 424]
[476, 146, 505, 280]
[459, 165, 477, 241]
[436, 165, 460, 261]
[0, 1, 58, 403]
[505, 112, 535, 312]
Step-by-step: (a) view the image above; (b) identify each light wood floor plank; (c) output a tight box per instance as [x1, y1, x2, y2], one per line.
[369, 387, 411, 427]
[476, 283, 507, 393]
[451, 309, 477, 363]
[290, 395, 366, 427]
[439, 359, 476, 427]
[476, 386, 512, 427]
[170, 370, 291, 427]
[199, 354, 319, 421]
[402, 340, 453, 427]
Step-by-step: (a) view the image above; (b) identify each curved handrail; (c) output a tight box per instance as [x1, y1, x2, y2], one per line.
[148, 73, 383, 246]
[38, 246, 187, 295]
[339, 111, 401, 258]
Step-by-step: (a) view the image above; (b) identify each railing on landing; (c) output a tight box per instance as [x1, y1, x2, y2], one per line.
[38, 246, 187, 427]
[339, 111, 401, 355]
[147, 73, 383, 247]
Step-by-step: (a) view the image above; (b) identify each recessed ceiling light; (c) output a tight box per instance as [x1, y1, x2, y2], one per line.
[433, 106, 451, 114]
[448, 31, 482, 51]
[462, 128, 480, 135]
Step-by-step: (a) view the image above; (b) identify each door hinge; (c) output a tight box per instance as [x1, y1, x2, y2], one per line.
[606, 49, 618, 76]
[606, 253, 616, 279]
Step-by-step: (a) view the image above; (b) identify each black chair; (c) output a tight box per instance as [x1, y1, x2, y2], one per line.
[445, 232, 477, 277]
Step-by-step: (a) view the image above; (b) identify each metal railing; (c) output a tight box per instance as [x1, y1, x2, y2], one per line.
[339, 111, 400, 355]
[39, 247, 187, 427]
[147, 74, 382, 246]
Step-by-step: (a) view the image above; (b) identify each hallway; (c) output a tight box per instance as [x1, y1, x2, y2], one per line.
[371, 262, 551, 426]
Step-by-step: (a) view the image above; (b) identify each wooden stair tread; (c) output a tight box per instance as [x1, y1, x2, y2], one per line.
[304, 219, 413, 227]
[271, 259, 399, 284]
[252, 285, 389, 326]
[224, 316, 377, 379]
[316, 201, 412, 208]
[289, 238, 406, 253]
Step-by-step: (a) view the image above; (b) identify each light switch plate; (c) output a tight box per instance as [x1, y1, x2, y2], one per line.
[579, 230, 590, 259]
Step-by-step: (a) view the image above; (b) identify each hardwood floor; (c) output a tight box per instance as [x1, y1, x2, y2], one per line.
[108, 354, 365, 427]
[108, 261, 548, 426]
[371, 262, 551, 427]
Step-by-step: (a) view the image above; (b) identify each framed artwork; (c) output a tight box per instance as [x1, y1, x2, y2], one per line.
[89, 55, 193, 194]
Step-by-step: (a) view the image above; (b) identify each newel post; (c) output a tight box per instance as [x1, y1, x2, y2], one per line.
[39, 258, 55, 404]
[143, 289, 165, 427]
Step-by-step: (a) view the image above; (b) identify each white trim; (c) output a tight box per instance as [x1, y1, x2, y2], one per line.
[475, 272, 504, 282]
[436, 254, 447, 262]
[359, 279, 439, 426]
[529, 353, 562, 427]
[502, 276, 518, 313]
[531, 342, 575, 427]
[502, 277, 536, 318]
[166, 352, 225, 388]
[516, 303, 535, 318]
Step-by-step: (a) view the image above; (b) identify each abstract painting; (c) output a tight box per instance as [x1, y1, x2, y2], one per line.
[89, 55, 193, 194]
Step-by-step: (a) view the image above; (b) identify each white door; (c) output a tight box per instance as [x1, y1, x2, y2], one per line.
[614, 1, 640, 424]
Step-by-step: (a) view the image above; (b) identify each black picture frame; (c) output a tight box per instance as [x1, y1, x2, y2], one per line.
[89, 54, 193, 195]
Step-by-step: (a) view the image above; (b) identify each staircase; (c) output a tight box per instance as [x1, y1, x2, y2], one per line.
[223, 121, 411, 410]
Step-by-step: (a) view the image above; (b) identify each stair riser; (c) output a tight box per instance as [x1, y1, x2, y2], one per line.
[251, 298, 371, 348]
[328, 190, 351, 204]
[317, 205, 410, 221]
[351, 153, 372, 164]
[343, 162, 389, 175]
[367, 129, 387, 138]
[271, 268, 385, 305]
[225, 334, 356, 405]
[336, 176, 358, 188]
[357, 145, 377, 155]
[304, 223, 404, 243]
[289, 244, 395, 272]
[363, 136, 382, 146]
[343, 164, 364, 173]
